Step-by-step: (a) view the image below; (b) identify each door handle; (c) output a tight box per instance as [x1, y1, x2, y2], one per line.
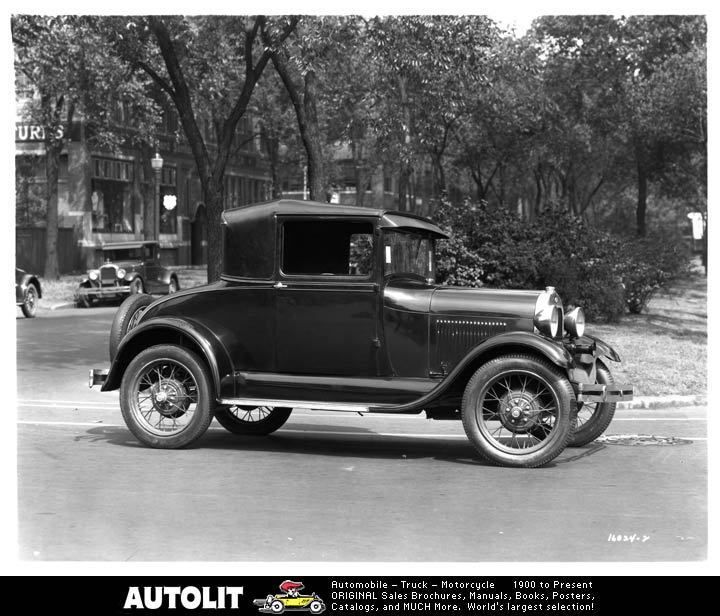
[273, 282, 287, 289]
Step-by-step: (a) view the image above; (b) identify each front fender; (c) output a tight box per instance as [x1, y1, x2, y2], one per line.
[20, 274, 42, 298]
[584, 334, 621, 362]
[370, 331, 573, 413]
[101, 316, 234, 399]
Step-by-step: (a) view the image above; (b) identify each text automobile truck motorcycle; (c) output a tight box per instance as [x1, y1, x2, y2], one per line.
[90, 199, 633, 467]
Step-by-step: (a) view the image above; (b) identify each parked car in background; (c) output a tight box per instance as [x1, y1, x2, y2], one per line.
[90, 199, 633, 468]
[15, 268, 41, 318]
[76, 241, 179, 307]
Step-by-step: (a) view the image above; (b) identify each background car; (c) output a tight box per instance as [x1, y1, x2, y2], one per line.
[76, 241, 179, 307]
[15, 267, 41, 318]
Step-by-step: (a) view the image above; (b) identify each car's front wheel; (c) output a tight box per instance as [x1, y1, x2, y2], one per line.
[461, 354, 575, 468]
[568, 360, 617, 447]
[120, 344, 214, 448]
[214, 405, 292, 435]
[129, 277, 145, 294]
[269, 600, 285, 614]
[21, 283, 39, 318]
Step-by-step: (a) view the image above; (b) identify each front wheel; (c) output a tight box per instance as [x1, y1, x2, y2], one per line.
[568, 360, 617, 447]
[214, 406, 292, 435]
[21, 283, 39, 317]
[461, 355, 576, 468]
[120, 344, 214, 448]
[129, 277, 145, 295]
[168, 277, 179, 294]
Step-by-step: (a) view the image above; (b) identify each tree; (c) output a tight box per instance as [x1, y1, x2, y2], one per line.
[112, 15, 298, 280]
[13, 15, 159, 278]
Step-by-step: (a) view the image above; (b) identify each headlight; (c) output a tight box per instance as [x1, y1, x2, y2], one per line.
[117, 268, 127, 279]
[534, 286, 564, 338]
[88, 271, 98, 281]
[564, 307, 585, 338]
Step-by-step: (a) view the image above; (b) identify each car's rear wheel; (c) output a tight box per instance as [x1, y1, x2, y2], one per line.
[309, 600, 324, 614]
[120, 345, 213, 448]
[461, 355, 575, 468]
[568, 360, 617, 447]
[109, 293, 156, 361]
[214, 405, 292, 435]
[21, 283, 39, 318]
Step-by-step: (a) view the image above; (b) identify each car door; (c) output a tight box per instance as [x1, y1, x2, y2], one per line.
[274, 217, 381, 377]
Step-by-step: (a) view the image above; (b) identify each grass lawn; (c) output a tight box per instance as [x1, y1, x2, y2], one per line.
[588, 262, 707, 397]
[35, 260, 706, 398]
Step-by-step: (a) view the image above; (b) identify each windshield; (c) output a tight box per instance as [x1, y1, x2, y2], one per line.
[383, 230, 435, 281]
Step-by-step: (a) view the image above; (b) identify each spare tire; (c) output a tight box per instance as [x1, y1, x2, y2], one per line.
[109, 294, 156, 362]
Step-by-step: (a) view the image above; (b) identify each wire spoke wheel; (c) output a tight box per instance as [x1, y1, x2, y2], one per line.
[131, 359, 198, 437]
[476, 371, 560, 454]
[462, 355, 575, 467]
[568, 360, 617, 447]
[214, 405, 292, 435]
[120, 345, 213, 448]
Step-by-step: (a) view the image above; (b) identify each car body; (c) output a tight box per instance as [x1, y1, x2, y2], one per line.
[90, 199, 633, 467]
[15, 267, 41, 318]
[76, 241, 179, 306]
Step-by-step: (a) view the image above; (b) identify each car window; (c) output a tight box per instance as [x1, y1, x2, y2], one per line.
[384, 230, 435, 280]
[281, 220, 374, 277]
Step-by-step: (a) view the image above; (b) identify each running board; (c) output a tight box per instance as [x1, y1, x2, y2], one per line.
[218, 398, 391, 413]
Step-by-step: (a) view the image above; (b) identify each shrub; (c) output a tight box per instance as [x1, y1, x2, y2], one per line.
[433, 198, 689, 321]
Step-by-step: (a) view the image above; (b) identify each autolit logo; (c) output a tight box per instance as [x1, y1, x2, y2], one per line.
[123, 586, 244, 609]
[253, 580, 326, 614]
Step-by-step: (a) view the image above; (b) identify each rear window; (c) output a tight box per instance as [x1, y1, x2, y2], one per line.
[281, 220, 374, 277]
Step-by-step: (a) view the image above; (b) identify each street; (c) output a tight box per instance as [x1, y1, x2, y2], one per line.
[16, 308, 707, 562]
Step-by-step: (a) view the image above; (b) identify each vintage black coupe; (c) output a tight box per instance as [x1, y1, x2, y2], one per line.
[77, 241, 179, 307]
[90, 199, 633, 467]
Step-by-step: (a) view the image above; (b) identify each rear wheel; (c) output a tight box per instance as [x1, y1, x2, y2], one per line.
[120, 345, 213, 448]
[568, 360, 617, 447]
[461, 355, 575, 468]
[109, 293, 156, 361]
[214, 405, 292, 435]
[21, 283, 39, 318]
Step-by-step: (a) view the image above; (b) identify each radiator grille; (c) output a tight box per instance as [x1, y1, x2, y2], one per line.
[100, 265, 117, 285]
[434, 318, 507, 370]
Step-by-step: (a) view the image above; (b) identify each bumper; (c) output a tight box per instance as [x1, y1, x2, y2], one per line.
[575, 382, 634, 403]
[78, 285, 131, 299]
[89, 369, 109, 388]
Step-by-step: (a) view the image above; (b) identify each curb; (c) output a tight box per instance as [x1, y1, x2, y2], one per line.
[49, 302, 77, 311]
[617, 395, 706, 410]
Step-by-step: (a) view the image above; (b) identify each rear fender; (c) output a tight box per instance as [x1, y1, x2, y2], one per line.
[101, 317, 234, 400]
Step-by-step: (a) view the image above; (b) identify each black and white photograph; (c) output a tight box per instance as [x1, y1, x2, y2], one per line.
[3, 1, 714, 578]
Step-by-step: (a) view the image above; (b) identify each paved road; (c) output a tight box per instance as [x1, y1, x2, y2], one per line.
[15, 308, 707, 562]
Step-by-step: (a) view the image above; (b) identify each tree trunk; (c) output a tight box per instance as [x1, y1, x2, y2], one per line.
[636, 161, 648, 236]
[201, 178, 225, 282]
[138, 144, 155, 240]
[302, 71, 327, 201]
[43, 139, 62, 280]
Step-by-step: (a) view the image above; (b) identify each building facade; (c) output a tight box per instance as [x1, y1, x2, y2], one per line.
[15, 107, 272, 273]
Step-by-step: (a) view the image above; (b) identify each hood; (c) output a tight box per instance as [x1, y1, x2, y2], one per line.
[430, 286, 542, 320]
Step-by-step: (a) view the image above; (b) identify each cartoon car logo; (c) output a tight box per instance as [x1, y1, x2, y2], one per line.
[253, 580, 326, 614]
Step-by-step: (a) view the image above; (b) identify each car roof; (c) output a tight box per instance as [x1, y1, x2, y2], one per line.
[101, 241, 158, 250]
[222, 199, 448, 238]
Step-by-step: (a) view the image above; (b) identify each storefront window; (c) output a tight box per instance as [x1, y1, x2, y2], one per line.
[91, 179, 134, 233]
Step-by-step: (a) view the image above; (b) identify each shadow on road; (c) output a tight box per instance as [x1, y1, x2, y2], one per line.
[74, 423, 609, 468]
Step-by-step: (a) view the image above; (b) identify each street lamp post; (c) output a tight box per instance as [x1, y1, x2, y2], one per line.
[151, 152, 164, 241]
